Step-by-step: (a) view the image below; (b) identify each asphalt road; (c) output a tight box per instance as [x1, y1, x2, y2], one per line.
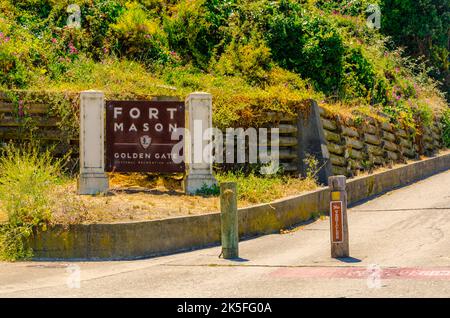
[1, 170, 449, 298]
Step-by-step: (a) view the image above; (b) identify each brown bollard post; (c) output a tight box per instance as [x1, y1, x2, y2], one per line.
[220, 182, 239, 259]
[328, 175, 350, 258]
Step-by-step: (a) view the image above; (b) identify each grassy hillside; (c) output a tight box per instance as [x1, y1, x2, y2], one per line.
[0, 0, 447, 129]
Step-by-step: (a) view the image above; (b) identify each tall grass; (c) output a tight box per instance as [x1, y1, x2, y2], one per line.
[0, 143, 64, 261]
[215, 171, 317, 205]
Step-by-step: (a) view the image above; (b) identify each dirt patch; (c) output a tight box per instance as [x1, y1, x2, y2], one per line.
[51, 184, 221, 224]
[48, 173, 317, 224]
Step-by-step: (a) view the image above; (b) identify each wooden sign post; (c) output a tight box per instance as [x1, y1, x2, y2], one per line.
[220, 182, 239, 259]
[328, 175, 349, 258]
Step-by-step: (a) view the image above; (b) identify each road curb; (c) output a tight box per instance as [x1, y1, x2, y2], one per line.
[30, 151, 450, 260]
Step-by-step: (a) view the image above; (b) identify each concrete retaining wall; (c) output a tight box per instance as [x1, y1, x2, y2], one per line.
[30, 151, 450, 260]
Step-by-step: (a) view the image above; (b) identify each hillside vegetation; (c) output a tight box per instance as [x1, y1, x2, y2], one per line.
[0, 0, 448, 129]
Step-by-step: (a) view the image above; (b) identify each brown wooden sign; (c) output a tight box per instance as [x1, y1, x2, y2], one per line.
[330, 201, 344, 243]
[105, 100, 185, 173]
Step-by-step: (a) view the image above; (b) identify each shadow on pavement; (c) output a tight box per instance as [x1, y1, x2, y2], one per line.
[336, 257, 362, 264]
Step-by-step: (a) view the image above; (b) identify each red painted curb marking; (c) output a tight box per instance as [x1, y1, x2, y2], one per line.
[270, 267, 450, 280]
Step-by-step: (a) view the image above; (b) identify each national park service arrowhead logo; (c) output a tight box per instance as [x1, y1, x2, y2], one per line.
[140, 135, 152, 149]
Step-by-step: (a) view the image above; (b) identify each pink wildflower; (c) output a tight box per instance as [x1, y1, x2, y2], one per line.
[18, 100, 24, 117]
[68, 42, 78, 55]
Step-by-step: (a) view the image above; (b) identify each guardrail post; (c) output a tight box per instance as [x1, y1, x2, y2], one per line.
[328, 175, 349, 258]
[220, 182, 239, 259]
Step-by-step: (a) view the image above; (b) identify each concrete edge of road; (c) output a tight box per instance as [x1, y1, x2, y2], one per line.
[29, 151, 450, 261]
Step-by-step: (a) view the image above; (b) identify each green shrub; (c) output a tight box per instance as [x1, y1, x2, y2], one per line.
[0, 0, 446, 129]
[340, 46, 377, 100]
[316, 0, 380, 16]
[164, 0, 236, 69]
[0, 143, 64, 261]
[213, 37, 272, 85]
[266, 0, 345, 94]
[80, 0, 125, 59]
[442, 108, 450, 148]
[414, 101, 433, 127]
[0, 51, 29, 88]
[380, 0, 449, 101]
[195, 183, 220, 196]
[108, 2, 172, 66]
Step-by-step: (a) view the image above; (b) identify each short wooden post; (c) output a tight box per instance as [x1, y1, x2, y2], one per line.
[328, 175, 349, 258]
[220, 182, 238, 259]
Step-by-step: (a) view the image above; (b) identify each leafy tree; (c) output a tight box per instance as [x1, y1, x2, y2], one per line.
[380, 0, 449, 96]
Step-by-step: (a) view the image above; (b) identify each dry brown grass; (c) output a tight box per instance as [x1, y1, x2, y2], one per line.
[0, 210, 7, 223]
[48, 174, 317, 224]
[50, 181, 220, 224]
[319, 101, 387, 122]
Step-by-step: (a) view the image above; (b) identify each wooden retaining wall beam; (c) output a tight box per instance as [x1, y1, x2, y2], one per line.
[324, 130, 342, 143]
[366, 144, 384, 156]
[332, 165, 348, 176]
[398, 138, 412, 148]
[0, 117, 59, 127]
[382, 140, 398, 152]
[0, 127, 75, 141]
[330, 154, 346, 167]
[380, 121, 394, 132]
[259, 136, 298, 147]
[278, 149, 298, 160]
[344, 137, 364, 150]
[281, 162, 298, 172]
[364, 133, 382, 146]
[382, 131, 396, 142]
[363, 124, 377, 135]
[347, 159, 363, 170]
[0, 102, 49, 114]
[278, 124, 298, 134]
[321, 118, 338, 131]
[341, 126, 359, 138]
[400, 147, 416, 158]
[258, 148, 298, 162]
[327, 143, 345, 155]
[369, 153, 385, 165]
[385, 150, 399, 161]
[265, 112, 297, 123]
[345, 148, 363, 160]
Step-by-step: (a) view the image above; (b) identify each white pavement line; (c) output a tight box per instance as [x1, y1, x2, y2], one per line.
[351, 208, 450, 212]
